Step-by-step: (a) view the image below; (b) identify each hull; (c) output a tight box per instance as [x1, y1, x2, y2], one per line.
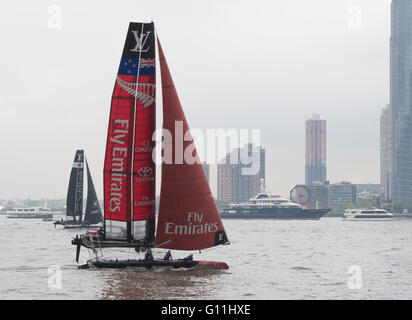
[343, 215, 396, 221]
[219, 208, 330, 220]
[80, 258, 229, 270]
[63, 224, 101, 230]
[54, 220, 79, 225]
[7, 214, 53, 219]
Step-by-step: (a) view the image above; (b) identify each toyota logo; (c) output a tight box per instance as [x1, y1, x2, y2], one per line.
[138, 166, 153, 177]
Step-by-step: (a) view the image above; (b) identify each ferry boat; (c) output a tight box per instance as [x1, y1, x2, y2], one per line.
[219, 192, 330, 220]
[7, 207, 61, 219]
[343, 209, 395, 221]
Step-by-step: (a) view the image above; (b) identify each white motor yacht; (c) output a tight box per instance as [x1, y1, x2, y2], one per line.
[343, 208, 395, 221]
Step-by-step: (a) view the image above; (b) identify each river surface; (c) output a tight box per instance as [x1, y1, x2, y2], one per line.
[0, 215, 411, 300]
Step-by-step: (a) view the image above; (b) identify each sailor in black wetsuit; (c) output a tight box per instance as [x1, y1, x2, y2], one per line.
[144, 248, 153, 261]
[184, 254, 193, 261]
[163, 250, 172, 260]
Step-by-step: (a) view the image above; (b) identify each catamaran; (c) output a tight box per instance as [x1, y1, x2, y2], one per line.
[72, 22, 230, 269]
[55, 150, 103, 229]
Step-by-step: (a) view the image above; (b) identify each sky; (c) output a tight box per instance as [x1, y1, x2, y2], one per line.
[0, 0, 391, 199]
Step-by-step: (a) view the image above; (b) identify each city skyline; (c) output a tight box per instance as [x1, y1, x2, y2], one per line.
[0, 1, 389, 199]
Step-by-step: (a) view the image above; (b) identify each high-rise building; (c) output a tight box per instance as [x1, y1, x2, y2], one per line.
[390, 0, 412, 203]
[217, 144, 265, 203]
[380, 105, 390, 200]
[305, 113, 327, 185]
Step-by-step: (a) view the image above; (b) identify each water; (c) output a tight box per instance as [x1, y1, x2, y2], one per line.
[1, 215, 411, 299]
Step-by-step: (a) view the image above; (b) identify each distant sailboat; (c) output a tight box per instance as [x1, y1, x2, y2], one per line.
[55, 150, 103, 228]
[72, 22, 229, 269]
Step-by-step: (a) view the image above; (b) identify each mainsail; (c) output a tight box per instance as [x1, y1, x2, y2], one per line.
[66, 150, 84, 221]
[104, 22, 156, 242]
[84, 159, 103, 225]
[155, 39, 229, 250]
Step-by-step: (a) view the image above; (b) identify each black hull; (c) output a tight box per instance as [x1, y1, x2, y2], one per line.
[219, 208, 330, 220]
[80, 259, 198, 269]
[63, 224, 101, 229]
[79, 259, 229, 270]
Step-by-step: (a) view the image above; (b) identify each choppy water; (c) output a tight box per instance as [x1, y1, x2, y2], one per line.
[0, 215, 411, 300]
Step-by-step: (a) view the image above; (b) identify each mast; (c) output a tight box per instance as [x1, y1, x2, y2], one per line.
[104, 22, 156, 242]
[129, 23, 144, 241]
[66, 150, 84, 222]
[84, 159, 103, 225]
[155, 39, 229, 250]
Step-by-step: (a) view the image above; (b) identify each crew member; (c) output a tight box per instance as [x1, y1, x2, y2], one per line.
[144, 248, 154, 261]
[163, 250, 172, 260]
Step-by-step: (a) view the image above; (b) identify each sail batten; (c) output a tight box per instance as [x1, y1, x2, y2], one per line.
[155, 39, 229, 250]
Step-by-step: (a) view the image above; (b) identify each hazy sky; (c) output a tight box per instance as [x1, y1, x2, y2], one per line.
[0, 0, 391, 199]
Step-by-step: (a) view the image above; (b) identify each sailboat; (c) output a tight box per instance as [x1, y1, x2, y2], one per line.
[55, 149, 103, 229]
[72, 22, 230, 270]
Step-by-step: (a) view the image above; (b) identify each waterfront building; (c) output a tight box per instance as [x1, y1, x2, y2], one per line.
[355, 184, 382, 197]
[217, 144, 265, 203]
[290, 182, 330, 209]
[329, 182, 357, 212]
[305, 114, 327, 185]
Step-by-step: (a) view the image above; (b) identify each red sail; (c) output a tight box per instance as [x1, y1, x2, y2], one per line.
[155, 39, 229, 250]
[104, 22, 156, 241]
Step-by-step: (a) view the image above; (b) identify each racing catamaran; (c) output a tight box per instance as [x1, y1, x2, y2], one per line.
[72, 22, 230, 269]
[55, 150, 103, 229]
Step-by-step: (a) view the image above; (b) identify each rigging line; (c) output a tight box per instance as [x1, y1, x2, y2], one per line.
[130, 23, 145, 239]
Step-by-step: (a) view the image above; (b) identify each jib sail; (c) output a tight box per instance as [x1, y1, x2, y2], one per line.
[155, 40, 229, 250]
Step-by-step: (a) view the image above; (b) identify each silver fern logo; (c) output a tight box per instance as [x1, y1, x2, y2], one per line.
[116, 76, 155, 107]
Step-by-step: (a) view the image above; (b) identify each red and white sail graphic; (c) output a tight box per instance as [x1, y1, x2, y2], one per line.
[155, 39, 229, 250]
[104, 22, 156, 241]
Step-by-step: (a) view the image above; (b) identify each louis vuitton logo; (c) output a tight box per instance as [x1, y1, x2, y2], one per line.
[130, 30, 151, 53]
